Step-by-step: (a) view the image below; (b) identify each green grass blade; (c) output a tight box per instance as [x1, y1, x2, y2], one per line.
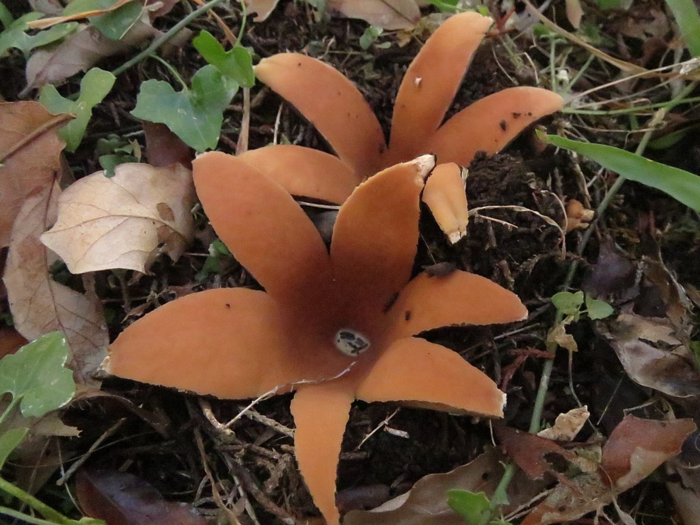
[665, 0, 700, 57]
[545, 134, 700, 212]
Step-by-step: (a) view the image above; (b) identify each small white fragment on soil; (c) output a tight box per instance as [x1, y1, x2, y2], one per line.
[538, 405, 590, 442]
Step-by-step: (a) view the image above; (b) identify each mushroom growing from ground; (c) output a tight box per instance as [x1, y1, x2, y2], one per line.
[253, 11, 564, 243]
[107, 152, 528, 525]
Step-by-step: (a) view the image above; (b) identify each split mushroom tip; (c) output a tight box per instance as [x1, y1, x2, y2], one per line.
[412, 154, 437, 180]
[99, 355, 112, 374]
[447, 231, 463, 244]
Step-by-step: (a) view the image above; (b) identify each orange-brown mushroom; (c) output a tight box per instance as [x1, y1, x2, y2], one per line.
[108, 151, 527, 525]
[254, 11, 565, 244]
[565, 198, 595, 232]
[422, 163, 469, 244]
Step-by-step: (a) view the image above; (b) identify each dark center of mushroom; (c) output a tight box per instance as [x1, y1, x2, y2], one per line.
[334, 329, 370, 356]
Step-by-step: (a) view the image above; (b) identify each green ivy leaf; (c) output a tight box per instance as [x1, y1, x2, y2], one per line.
[552, 291, 584, 316]
[0, 427, 29, 469]
[585, 295, 614, 320]
[0, 13, 78, 57]
[0, 332, 76, 419]
[40, 67, 116, 152]
[359, 26, 383, 50]
[0, 1, 14, 29]
[447, 489, 490, 525]
[96, 134, 139, 176]
[193, 30, 255, 88]
[131, 65, 237, 151]
[427, 0, 461, 12]
[63, 0, 142, 40]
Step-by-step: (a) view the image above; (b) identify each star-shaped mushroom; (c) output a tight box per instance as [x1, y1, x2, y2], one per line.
[107, 153, 527, 525]
[253, 11, 564, 243]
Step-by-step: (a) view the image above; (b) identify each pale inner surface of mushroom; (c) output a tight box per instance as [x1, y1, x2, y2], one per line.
[334, 328, 371, 356]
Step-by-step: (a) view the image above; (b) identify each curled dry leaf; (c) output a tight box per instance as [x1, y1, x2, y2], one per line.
[496, 425, 579, 481]
[327, 0, 421, 30]
[344, 448, 542, 525]
[666, 432, 700, 525]
[537, 405, 590, 442]
[523, 416, 696, 525]
[598, 312, 700, 399]
[582, 238, 636, 300]
[24, 21, 159, 91]
[142, 121, 192, 169]
[76, 468, 207, 525]
[244, 0, 279, 21]
[565, 0, 583, 29]
[41, 163, 195, 274]
[3, 182, 108, 386]
[0, 327, 28, 360]
[0, 101, 70, 247]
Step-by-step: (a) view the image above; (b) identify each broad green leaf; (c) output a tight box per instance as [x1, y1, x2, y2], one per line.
[0, 332, 76, 419]
[596, 0, 625, 9]
[0, 427, 29, 469]
[585, 295, 614, 320]
[665, 0, 700, 57]
[427, 0, 461, 12]
[0, 1, 13, 29]
[691, 341, 700, 367]
[193, 30, 254, 88]
[447, 489, 490, 525]
[96, 134, 138, 177]
[552, 291, 584, 315]
[40, 67, 115, 152]
[545, 134, 700, 212]
[131, 65, 237, 151]
[0, 13, 78, 57]
[63, 0, 142, 40]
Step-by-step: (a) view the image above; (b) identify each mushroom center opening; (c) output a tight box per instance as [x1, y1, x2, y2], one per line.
[334, 329, 371, 357]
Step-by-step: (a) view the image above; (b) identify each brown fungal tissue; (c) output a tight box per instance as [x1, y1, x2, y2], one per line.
[252, 11, 564, 244]
[107, 153, 528, 525]
[565, 198, 595, 232]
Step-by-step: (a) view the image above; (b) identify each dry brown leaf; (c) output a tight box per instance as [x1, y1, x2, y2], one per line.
[523, 416, 696, 525]
[24, 21, 159, 91]
[28, 0, 134, 29]
[142, 121, 192, 169]
[327, 0, 421, 30]
[666, 432, 700, 525]
[538, 405, 590, 442]
[599, 313, 700, 399]
[244, 0, 280, 21]
[76, 468, 207, 525]
[565, 0, 583, 29]
[3, 182, 108, 386]
[41, 163, 195, 274]
[0, 101, 70, 247]
[601, 416, 697, 486]
[0, 327, 28, 360]
[344, 448, 542, 525]
[547, 320, 578, 352]
[497, 425, 579, 481]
